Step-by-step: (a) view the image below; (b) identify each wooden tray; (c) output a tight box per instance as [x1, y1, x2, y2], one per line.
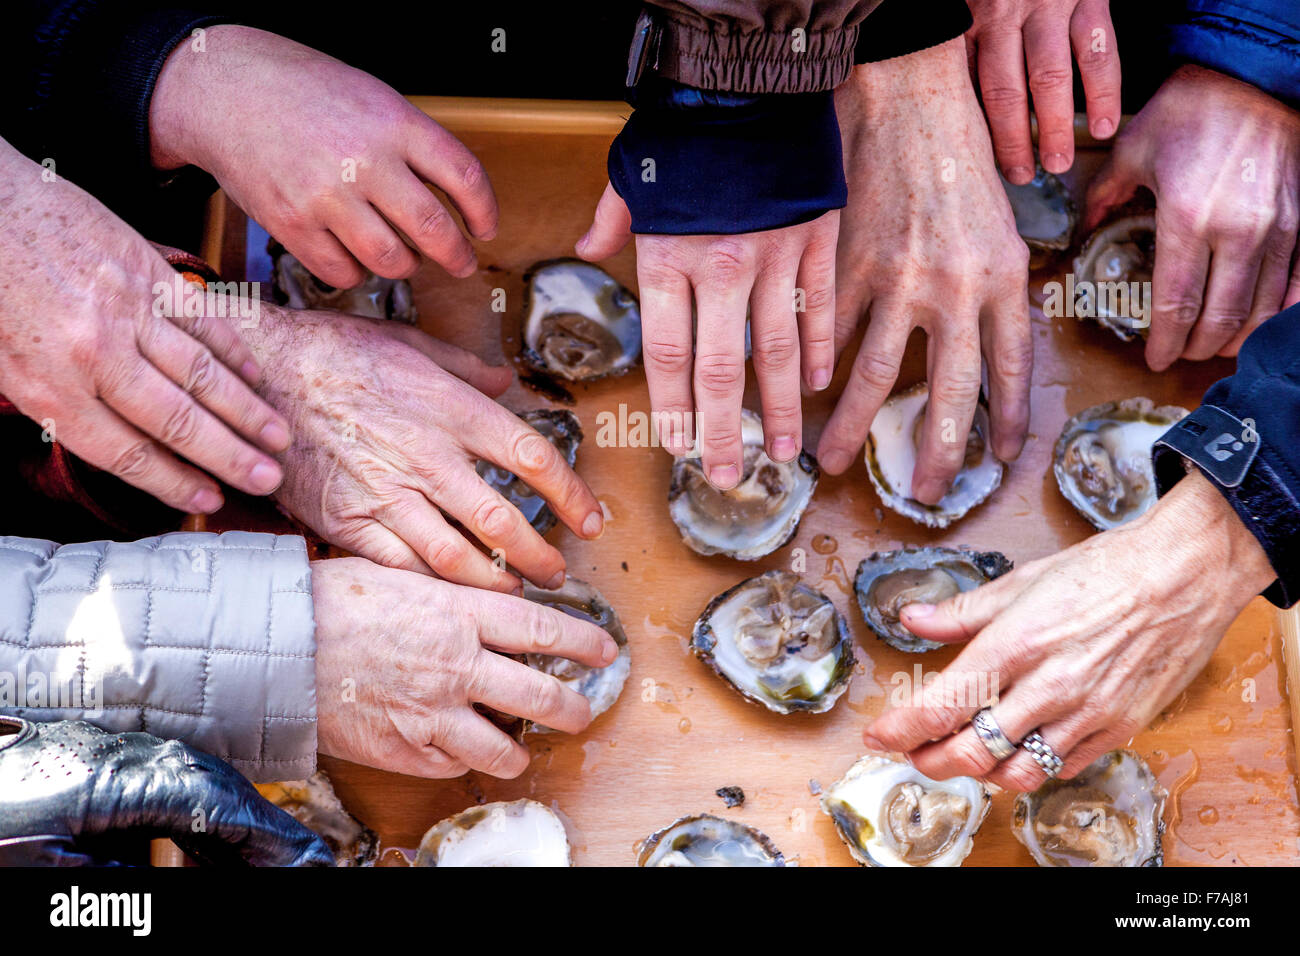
[203, 97, 1299, 866]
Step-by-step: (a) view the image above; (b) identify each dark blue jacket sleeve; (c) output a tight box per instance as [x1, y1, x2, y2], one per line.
[1153, 305, 1300, 607]
[1164, 0, 1300, 108]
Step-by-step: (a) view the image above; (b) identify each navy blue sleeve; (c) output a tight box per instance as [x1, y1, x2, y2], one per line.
[1153, 305, 1300, 607]
[1164, 0, 1300, 108]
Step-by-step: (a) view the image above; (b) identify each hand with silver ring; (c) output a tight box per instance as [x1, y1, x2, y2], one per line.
[971, 707, 1017, 762]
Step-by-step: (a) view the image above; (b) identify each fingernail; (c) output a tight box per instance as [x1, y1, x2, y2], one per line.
[811, 368, 831, 391]
[771, 435, 798, 462]
[260, 420, 291, 452]
[575, 234, 590, 255]
[1092, 117, 1115, 139]
[902, 603, 936, 620]
[1007, 165, 1034, 184]
[1042, 152, 1070, 173]
[241, 359, 262, 383]
[546, 570, 566, 590]
[819, 449, 850, 474]
[914, 478, 947, 505]
[709, 463, 738, 489]
[190, 488, 223, 514]
[248, 461, 282, 494]
[602, 639, 618, 664]
[862, 734, 885, 752]
[581, 510, 604, 538]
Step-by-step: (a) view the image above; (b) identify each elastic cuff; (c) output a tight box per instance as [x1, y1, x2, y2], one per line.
[1154, 405, 1296, 607]
[856, 0, 973, 64]
[608, 81, 846, 235]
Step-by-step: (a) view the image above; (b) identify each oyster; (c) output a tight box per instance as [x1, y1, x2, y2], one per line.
[669, 409, 818, 560]
[691, 570, 853, 715]
[865, 382, 1003, 528]
[821, 755, 990, 867]
[476, 409, 582, 535]
[521, 259, 640, 382]
[1054, 398, 1188, 530]
[522, 577, 630, 733]
[855, 547, 1013, 653]
[257, 771, 379, 867]
[415, 799, 570, 867]
[1072, 213, 1155, 341]
[1001, 165, 1076, 268]
[637, 814, 785, 866]
[1013, 749, 1167, 867]
[268, 240, 416, 323]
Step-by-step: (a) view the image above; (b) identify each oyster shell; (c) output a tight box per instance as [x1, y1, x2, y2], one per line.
[1013, 749, 1167, 867]
[268, 240, 416, 323]
[637, 814, 785, 866]
[257, 771, 379, 867]
[522, 577, 630, 733]
[415, 799, 571, 867]
[1072, 213, 1155, 341]
[855, 547, 1013, 653]
[1054, 397, 1188, 530]
[476, 409, 582, 535]
[1001, 165, 1076, 268]
[821, 755, 990, 867]
[691, 570, 854, 715]
[669, 409, 818, 560]
[866, 382, 1003, 528]
[520, 259, 640, 382]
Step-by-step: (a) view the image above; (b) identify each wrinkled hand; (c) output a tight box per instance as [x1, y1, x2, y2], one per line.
[0, 139, 289, 513]
[577, 184, 837, 487]
[150, 25, 497, 286]
[240, 305, 603, 591]
[312, 557, 617, 778]
[1086, 65, 1300, 367]
[864, 471, 1275, 791]
[819, 38, 1031, 503]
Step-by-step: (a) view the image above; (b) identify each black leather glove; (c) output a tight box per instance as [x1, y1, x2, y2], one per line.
[0, 717, 333, 866]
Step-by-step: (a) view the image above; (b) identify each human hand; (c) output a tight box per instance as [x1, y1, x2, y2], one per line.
[818, 38, 1031, 503]
[150, 25, 498, 286]
[966, 0, 1121, 181]
[0, 139, 289, 513]
[312, 557, 618, 778]
[576, 185, 837, 487]
[1085, 65, 1300, 366]
[240, 305, 604, 591]
[863, 470, 1275, 790]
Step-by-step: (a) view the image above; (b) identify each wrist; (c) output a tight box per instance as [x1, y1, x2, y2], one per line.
[149, 23, 246, 170]
[849, 36, 972, 121]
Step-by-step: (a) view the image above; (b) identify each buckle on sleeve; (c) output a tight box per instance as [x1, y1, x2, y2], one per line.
[1153, 404, 1260, 489]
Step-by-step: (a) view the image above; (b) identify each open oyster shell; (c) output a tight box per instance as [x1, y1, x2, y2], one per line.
[520, 259, 640, 382]
[476, 409, 581, 536]
[268, 240, 416, 323]
[1013, 749, 1167, 867]
[691, 570, 854, 715]
[821, 755, 990, 867]
[522, 577, 630, 734]
[1001, 165, 1076, 268]
[855, 547, 1013, 653]
[1054, 397, 1188, 530]
[637, 814, 785, 866]
[1072, 212, 1155, 341]
[415, 799, 571, 867]
[669, 409, 818, 560]
[257, 771, 379, 867]
[866, 382, 1003, 528]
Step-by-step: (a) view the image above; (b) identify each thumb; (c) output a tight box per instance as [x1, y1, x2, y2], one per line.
[899, 572, 1020, 645]
[1082, 146, 1144, 232]
[575, 181, 633, 261]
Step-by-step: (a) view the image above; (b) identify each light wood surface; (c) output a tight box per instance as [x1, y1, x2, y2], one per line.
[206, 99, 1299, 866]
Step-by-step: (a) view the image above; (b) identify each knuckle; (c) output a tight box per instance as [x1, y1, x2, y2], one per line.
[528, 675, 566, 718]
[472, 496, 518, 542]
[483, 734, 523, 777]
[110, 440, 156, 482]
[510, 430, 557, 480]
[461, 158, 486, 191]
[1157, 299, 1203, 329]
[425, 537, 470, 576]
[527, 609, 563, 652]
[412, 202, 452, 239]
[997, 334, 1035, 380]
[978, 83, 1029, 117]
[367, 238, 413, 273]
[694, 353, 743, 395]
[182, 347, 219, 400]
[703, 238, 753, 283]
[1028, 66, 1075, 95]
[642, 337, 693, 376]
[1003, 763, 1045, 793]
[850, 348, 902, 394]
[751, 331, 799, 374]
[158, 400, 201, 448]
[803, 283, 834, 316]
[929, 374, 982, 412]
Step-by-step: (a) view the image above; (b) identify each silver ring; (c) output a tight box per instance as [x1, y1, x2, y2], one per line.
[971, 708, 1017, 761]
[1021, 731, 1064, 778]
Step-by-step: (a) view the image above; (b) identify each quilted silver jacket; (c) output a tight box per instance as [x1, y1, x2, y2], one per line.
[0, 531, 316, 782]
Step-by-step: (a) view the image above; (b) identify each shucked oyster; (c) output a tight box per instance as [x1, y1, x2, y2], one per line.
[1013, 749, 1167, 867]
[1072, 212, 1155, 341]
[1054, 397, 1188, 530]
[257, 771, 379, 867]
[866, 382, 1003, 528]
[855, 547, 1013, 653]
[268, 240, 416, 323]
[415, 799, 570, 867]
[522, 577, 630, 733]
[1001, 165, 1076, 268]
[669, 409, 818, 560]
[521, 259, 640, 382]
[637, 814, 785, 866]
[477, 409, 582, 535]
[691, 570, 853, 715]
[821, 755, 990, 867]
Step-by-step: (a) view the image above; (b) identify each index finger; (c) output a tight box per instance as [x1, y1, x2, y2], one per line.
[469, 591, 617, 668]
[404, 113, 499, 242]
[911, 318, 982, 505]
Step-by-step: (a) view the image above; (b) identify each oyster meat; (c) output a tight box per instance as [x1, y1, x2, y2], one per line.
[637, 814, 785, 866]
[257, 771, 379, 867]
[1054, 397, 1188, 530]
[855, 547, 1013, 653]
[691, 570, 853, 715]
[268, 240, 416, 323]
[522, 577, 631, 733]
[669, 409, 819, 560]
[1072, 212, 1155, 341]
[1013, 749, 1167, 867]
[821, 755, 990, 867]
[415, 799, 571, 867]
[1001, 165, 1076, 268]
[521, 259, 640, 382]
[477, 409, 582, 535]
[866, 382, 1003, 528]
